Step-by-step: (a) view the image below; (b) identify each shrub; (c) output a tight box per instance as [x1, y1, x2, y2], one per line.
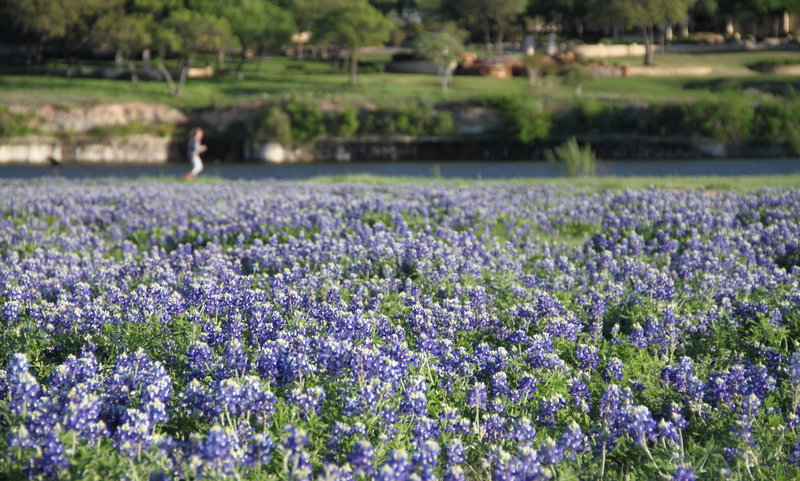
[545, 137, 597, 177]
[284, 99, 326, 143]
[0, 107, 35, 137]
[431, 111, 455, 136]
[489, 96, 551, 143]
[681, 98, 755, 141]
[559, 65, 595, 86]
[360, 101, 448, 137]
[330, 106, 360, 138]
[253, 105, 293, 146]
[753, 100, 800, 154]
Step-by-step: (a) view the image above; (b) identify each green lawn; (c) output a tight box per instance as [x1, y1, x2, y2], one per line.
[2, 50, 800, 109]
[269, 173, 800, 192]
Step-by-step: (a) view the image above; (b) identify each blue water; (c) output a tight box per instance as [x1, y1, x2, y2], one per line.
[1, 159, 799, 180]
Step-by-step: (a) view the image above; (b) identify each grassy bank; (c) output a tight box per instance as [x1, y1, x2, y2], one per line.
[196, 173, 800, 191]
[3, 51, 800, 108]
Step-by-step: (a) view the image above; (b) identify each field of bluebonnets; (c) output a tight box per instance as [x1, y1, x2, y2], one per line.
[1, 178, 800, 481]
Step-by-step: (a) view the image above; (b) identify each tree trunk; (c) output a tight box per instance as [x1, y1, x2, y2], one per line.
[440, 68, 448, 94]
[157, 60, 177, 96]
[217, 50, 225, 73]
[576, 19, 584, 39]
[126, 60, 139, 85]
[642, 25, 654, 66]
[236, 52, 247, 80]
[349, 50, 357, 86]
[484, 20, 492, 53]
[496, 30, 504, 54]
[526, 67, 539, 86]
[176, 60, 190, 97]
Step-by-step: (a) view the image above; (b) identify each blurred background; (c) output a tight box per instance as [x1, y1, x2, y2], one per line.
[1, 0, 800, 178]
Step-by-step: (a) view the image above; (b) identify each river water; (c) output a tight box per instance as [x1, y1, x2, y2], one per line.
[1, 159, 799, 180]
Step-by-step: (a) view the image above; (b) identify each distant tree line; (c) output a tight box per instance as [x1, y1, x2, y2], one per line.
[1, 0, 800, 92]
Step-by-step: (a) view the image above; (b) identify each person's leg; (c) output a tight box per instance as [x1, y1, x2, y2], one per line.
[190, 155, 203, 177]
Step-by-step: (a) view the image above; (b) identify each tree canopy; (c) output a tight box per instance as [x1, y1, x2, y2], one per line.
[316, 1, 395, 85]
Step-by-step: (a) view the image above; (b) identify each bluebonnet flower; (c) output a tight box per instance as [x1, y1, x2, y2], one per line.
[375, 449, 412, 481]
[25, 432, 68, 479]
[483, 413, 507, 441]
[574, 344, 600, 371]
[446, 438, 465, 466]
[491, 371, 510, 398]
[789, 439, 800, 466]
[569, 378, 592, 413]
[412, 439, 439, 481]
[538, 394, 567, 428]
[348, 439, 375, 476]
[672, 465, 695, 481]
[282, 424, 312, 481]
[443, 465, 466, 481]
[244, 431, 274, 468]
[6, 353, 41, 417]
[625, 405, 657, 445]
[559, 421, 585, 458]
[512, 416, 537, 444]
[289, 385, 326, 419]
[412, 416, 440, 445]
[604, 357, 625, 382]
[467, 381, 487, 411]
[186, 341, 214, 380]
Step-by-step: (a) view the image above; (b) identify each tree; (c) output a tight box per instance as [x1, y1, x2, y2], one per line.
[528, 0, 598, 38]
[461, 0, 526, 53]
[414, 31, 464, 93]
[717, 0, 800, 36]
[316, 1, 395, 86]
[189, 0, 295, 75]
[95, 13, 152, 84]
[9, 0, 124, 73]
[154, 9, 239, 97]
[597, 0, 696, 65]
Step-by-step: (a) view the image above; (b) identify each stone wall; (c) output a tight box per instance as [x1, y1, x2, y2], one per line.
[0, 135, 175, 164]
[571, 43, 647, 58]
[10, 102, 187, 134]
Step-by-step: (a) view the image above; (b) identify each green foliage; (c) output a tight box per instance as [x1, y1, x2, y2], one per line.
[414, 31, 465, 71]
[163, 9, 240, 55]
[682, 98, 755, 142]
[545, 137, 597, 177]
[414, 31, 465, 93]
[190, 0, 295, 53]
[316, 2, 394, 51]
[0, 108, 35, 137]
[316, 1, 394, 85]
[753, 100, 800, 154]
[87, 122, 178, 138]
[330, 106, 360, 138]
[559, 64, 595, 86]
[361, 101, 453, 136]
[431, 110, 456, 136]
[284, 99, 326, 142]
[489, 96, 552, 143]
[253, 104, 293, 145]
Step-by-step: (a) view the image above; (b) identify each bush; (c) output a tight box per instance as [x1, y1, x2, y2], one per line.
[681, 98, 755, 141]
[431, 111, 455, 137]
[489, 96, 551, 143]
[0, 107, 35, 137]
[284, 99, 325, 143]
[753, 100, 800, 154]
[545, 137, 597, 177]
[253, 105, 293, 146]
[360, 101, 449, 137]
[330, 106, 360, 138]
[559, 65, 595, 86]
